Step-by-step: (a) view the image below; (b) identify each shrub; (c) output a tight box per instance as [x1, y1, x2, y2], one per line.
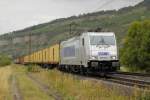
[139, 91, 150, 100]
[121, 20, 150, 72]
[0, 54, 11, 67]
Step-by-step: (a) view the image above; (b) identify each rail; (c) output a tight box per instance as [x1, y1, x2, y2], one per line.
[106, 72, 150, 88]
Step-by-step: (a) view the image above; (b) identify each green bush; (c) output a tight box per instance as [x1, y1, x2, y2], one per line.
[0, 54, 11, 67]
[121, 20, 150, 72]
[139, 92, 150, 100]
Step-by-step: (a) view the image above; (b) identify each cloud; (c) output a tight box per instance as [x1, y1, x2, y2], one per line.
[0, 0, 143, 34]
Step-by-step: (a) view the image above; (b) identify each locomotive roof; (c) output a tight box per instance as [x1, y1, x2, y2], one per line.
[85, 32, 115, 36]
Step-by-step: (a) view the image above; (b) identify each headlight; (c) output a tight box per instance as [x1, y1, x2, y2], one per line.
[111, 56, 117, 60]
[91, 56, 97, 60]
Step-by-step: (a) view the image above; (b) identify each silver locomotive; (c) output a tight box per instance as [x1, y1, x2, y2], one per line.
[60, 32, 119, 73]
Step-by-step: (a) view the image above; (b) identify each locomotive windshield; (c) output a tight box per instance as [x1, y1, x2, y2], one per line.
[90, 35, 115, 45]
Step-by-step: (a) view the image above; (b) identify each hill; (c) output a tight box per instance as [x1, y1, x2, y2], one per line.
[0, 0, 149, 58]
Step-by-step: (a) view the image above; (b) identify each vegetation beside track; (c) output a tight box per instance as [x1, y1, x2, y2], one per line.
[28, 65, 150, 100]
[121, 20, 150, 73]
[0, 64, 149, 100]
[0, 54, 11, 67]
[12, 65, 54, 100]
[0, 65, 54, 100]
[0, 66, 12, 100]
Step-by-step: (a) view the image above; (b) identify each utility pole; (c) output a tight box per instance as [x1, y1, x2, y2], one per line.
[69, 23, 72, 36]
[28, 33, 32, 62]
[11, 32, 14, 59]
[69, 22, 78, 37]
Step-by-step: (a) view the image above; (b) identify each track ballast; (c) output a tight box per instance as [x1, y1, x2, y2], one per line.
[106, 72, 150, 89]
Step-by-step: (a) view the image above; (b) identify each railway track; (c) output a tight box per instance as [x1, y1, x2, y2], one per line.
[106, 72, 150, 89]
[111, 72, 150, 77]
[60, 69, 150, 89]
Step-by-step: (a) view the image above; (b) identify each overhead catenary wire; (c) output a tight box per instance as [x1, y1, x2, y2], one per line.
[82, 0, 116, 14]
[92, 0, 139, 12]
[92, 0, 116, 12]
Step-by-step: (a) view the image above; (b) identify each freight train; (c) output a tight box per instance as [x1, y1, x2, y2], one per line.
[16, 32, 120, 74]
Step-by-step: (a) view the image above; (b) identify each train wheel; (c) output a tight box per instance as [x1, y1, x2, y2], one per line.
[80, 66, 83, 75]
[84, 67, 89, 76]
[71, 66, 78, 73]
[80, 66, 85, 75]
[66, 66, 70, 73]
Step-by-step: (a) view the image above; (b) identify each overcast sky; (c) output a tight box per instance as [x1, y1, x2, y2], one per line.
[0, 0, 143, 35]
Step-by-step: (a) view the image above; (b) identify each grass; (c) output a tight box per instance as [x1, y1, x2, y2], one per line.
[0, 66, 12, 100]
[0, 64, 54, 100]
[120, 66, 149, 73]
[0, 64, 148, 100]
[12, 65, 54, 100]
[30, 65, 150, 100]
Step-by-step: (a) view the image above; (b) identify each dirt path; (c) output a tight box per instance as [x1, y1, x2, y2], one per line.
[11, 75, 23, 100]
[27, 73, 63, 100]
[0, 66, 12, 99]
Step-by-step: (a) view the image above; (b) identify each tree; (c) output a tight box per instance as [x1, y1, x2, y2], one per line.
[121, 20, 150, 71]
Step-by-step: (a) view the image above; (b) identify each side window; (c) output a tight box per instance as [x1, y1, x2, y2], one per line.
[82, 38, 84, 46]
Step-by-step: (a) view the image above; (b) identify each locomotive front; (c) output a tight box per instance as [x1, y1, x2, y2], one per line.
[87, 32, 120, 72]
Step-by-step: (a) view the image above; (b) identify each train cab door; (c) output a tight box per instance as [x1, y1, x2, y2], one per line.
[80, 37, 86, 67]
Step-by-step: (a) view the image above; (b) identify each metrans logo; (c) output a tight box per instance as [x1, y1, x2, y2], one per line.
[98, 52, 109, 56]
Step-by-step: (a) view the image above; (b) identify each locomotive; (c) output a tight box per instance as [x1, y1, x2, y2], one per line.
[16, 32, 120, 74]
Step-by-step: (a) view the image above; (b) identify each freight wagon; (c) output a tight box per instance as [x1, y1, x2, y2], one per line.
[16, 44, 60, 68]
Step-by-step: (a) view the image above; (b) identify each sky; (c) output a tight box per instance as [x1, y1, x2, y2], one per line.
[0, 0, 143, 35]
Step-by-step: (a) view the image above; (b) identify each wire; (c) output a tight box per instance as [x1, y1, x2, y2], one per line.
[93, 0, 140, 12]
[92, 0, 116, 12]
